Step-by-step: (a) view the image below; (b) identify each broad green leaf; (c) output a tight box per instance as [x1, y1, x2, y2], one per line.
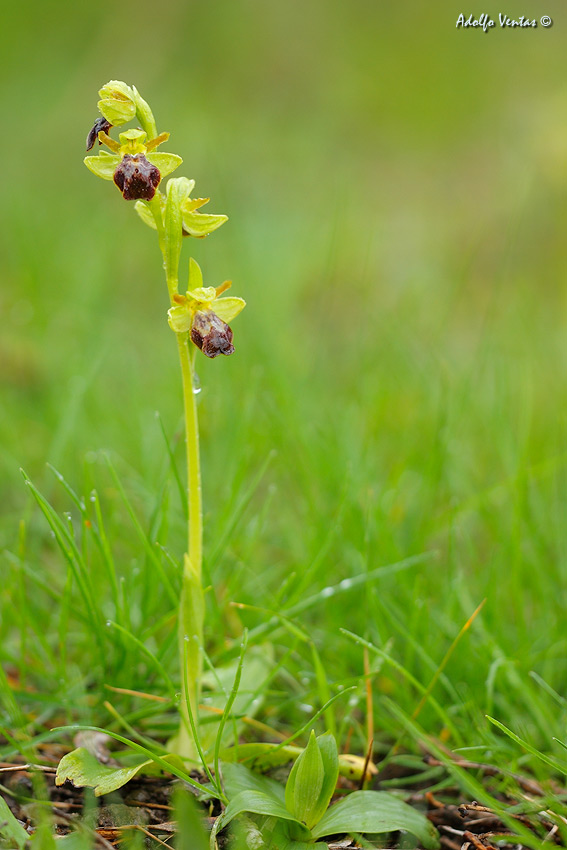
[55, 747, 184, 797]
[265, 820, 329, 850]
[84, 152, 120, 180]
[311, 733, 339, 826]
[0, 796, 28, 848]
[147, 152, 182, 177]
[221, 760, 285, 803]
[213, 297, 246, 323]
[285, 731, 324, 829]
[312, 790, 440, 849]
[215, 790, 309, 838]
[182, 211, 228, 238]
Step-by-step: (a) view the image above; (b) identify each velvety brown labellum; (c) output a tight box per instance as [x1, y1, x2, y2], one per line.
[113, 154, 161, 201]
[86, 117, 113, 151]
[190, 310, 235, 358]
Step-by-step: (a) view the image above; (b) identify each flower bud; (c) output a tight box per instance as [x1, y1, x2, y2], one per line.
[190, 310, 234, 358]
[86, 117, 113, 152]
[97, 80, 136, 125]
[113, 154, 161, 201]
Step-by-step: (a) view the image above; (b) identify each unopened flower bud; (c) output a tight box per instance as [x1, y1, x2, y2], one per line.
[113, 154, 161, 201]
[86, 117, 113, 152]
[190, 310, 234, 358]
[98, 80, 136, 125]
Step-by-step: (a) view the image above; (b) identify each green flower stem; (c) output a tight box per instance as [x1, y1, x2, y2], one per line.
[176, 332, 205, 761]
[151, 189, 204, 760]
[177, 337, 203, 569]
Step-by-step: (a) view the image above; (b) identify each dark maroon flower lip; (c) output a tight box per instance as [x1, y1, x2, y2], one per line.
[113, 154, 161, 201]
[190, 310, 235, 358]
[86, 117, 113, 152]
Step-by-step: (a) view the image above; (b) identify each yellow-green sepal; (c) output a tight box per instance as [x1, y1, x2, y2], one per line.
[285, 730, 324, 830]
[98, 80, 136, 125]
[214, 296, 246, 323]
[182, 211, 228, 238]
[84, 151, 120, 180]
[147, 153, 183, 178]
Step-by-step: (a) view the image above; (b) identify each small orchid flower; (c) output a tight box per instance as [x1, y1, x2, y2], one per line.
[84, 128, 182, 201]
[168, 259, 245, 358]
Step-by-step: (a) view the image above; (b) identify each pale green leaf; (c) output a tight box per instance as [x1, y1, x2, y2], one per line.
[213, 297, 246, 323]
[0, 795, 28, 848]
[55, 747, 184, 797]
[312, 790, 440, 848]
[147, 152, 182, 177]
[311, 733, 339, 826]
[84, 152, 120, 180]
[221, 760, 285, 803]
[285, 731, 324, 829]
[215, 790, 309, 838]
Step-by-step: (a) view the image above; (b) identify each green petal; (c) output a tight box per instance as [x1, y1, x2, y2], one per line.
[147, 152, 183, 177]
[168, 305, 193, 333]
[182, 211, 228, 238]
[186, 286, 217, 303]
[84, 152, 120, 180]
[213, 296, 246, 323]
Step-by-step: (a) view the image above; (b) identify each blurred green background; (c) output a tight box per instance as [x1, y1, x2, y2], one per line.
[2, 0, 567, 751]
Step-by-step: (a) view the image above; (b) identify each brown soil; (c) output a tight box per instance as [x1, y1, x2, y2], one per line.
[0, 752, 563, 849]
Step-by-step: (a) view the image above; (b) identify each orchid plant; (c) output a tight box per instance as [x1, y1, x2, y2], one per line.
[50, 81, 441, 850]
[84, 80, 244, 760]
